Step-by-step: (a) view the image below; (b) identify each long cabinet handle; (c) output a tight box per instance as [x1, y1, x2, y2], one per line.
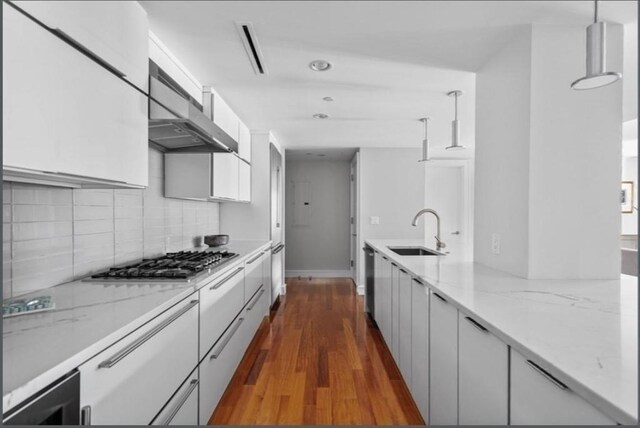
[412, 278, 423, 285]
[433, 292, 447, 303]
[465, 316, 488, 333]
[51, 29, 127, 78]
[272, 244, 285, 254]
[81, 405, 91, 425]
[98, 300, 198, 369]
[210, 317, 245, 359]
[246, 289, 265, 311]
[247, 253, 262, 264]
[158, 379, 199, 425]
[526, 360, 568, 390]
[209, 267, 244, 290]
[399, 268, 408, 274]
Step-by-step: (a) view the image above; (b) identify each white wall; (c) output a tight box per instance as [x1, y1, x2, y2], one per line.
[474, 27, 532, 278]
[284, 159, 351, 275]
[357, 148, 425, 286]
[623, 22, 637, 122]
[622, 156, 638, 235]
[475, 24, 623, 279]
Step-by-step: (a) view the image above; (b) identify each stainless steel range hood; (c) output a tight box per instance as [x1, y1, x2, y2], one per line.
[148, 61, 238, 153]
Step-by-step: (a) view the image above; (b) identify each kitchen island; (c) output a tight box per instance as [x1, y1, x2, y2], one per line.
[366, 239, 637, 425]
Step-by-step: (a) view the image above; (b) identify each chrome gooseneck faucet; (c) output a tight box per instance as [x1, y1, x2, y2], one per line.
[411, 208, 446, 251]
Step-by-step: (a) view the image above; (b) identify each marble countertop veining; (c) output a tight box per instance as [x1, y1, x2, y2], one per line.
[366, 239, 638, 425]
[2, 239, 271, 414]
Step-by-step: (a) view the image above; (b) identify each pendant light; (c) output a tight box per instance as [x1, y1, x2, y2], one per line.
[418, 117, 431, 162]
[446, 90, 465, 150]
[570, 0, 622, 90]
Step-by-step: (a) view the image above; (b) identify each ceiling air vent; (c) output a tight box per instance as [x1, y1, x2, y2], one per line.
[235, 22, 267, 75]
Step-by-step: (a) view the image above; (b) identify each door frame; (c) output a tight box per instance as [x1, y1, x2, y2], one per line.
[423, 159, 474, 261]
[350, 152, 361, 292]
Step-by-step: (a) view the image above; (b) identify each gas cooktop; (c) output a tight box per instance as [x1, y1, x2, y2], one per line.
[88, 250, 239, 282]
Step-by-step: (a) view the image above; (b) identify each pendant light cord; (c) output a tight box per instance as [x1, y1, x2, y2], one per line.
[454, 92, 458, 121]
[594, 0, 598, 23]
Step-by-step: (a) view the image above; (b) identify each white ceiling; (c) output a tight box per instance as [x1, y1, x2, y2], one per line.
[140, 1, 637, 151]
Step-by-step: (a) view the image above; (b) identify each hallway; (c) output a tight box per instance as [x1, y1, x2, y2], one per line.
[209, 278, 424, 425]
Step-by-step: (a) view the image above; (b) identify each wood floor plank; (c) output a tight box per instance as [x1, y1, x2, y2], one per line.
[208, 277, 424, 425]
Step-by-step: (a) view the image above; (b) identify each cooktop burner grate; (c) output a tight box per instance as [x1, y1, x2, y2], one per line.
[89, 250, 238, 281]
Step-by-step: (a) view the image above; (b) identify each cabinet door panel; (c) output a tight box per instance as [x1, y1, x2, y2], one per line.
[238, 121, 251, 161]
[374, 252, 383, 326]
[262, 249, 272, 305]
[458, 313, 508, 425]
[411, 279, 429, 421]
[510, 349, 616, 425]
[199, 314, 247, 424]
[212, 153, 240, 200]
[199, 266, 245, 360]
[79, 299, 199, 425]
[12, 1, 149, 91]
[429, 292, 458, 425]
[398, 269, 412, 385]
[379, 256, 393, 347]
[238, 160, 251, 202]
[391, 264, 400, 361]
[244, 252, 263, 303]
[165, 153, 211, 200]
[213, 93, 239, 141]
[151, 369, 199, 426]
[3, 5, 148, 187]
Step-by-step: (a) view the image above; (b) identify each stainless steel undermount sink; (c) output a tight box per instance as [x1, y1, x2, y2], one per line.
[387, 246, 446, 256]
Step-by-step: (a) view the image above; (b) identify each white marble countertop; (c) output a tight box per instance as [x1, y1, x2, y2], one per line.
[366, 239, 637, 425]
[2, 239, 271, 414]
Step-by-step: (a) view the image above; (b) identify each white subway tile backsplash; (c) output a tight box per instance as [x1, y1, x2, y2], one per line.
[12, 237, 73, 262]
[13, 221, 73, 241]
[3, 148, 220, 299]
[73, 205, 113, 221]
[3, 182, 12, 204]
[4, 204, 12, 224]
[13, 184, 72, 206]
[12, 205, 72, 223]
[74, 219, 114, 235]
[73, 189, 113, 206]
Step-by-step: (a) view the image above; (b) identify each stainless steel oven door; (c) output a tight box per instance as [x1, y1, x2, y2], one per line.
[3, 370, 80, 425]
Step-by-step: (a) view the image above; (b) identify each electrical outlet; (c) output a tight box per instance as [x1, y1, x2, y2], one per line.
[370, 216, 380, 225]
[491, 233, 501, 255]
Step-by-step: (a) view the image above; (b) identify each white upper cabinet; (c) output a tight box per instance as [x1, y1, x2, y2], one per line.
[212, 153, 240, 201]
[3, 3, 148, 188]
[213, 91, 239, 142]
[11, 0, 149, 92]
[238, 121, 251, 162]
[458, 312, 509, 425]
[238, 160, 251, 202]
[149, 32, 203, 103]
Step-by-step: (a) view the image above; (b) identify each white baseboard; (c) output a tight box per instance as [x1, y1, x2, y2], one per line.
[285, 270, 352, 278]
[356, 284, 365, 295]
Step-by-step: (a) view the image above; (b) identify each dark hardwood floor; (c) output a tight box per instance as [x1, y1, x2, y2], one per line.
[208, 277, 425, 425]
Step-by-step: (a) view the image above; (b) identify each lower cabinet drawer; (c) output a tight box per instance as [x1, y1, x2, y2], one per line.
[242, 284, 268, 347]
[79, 298, 199, 425]
[199, 313, 248, 424]
[151, 368, 199, 426]
[510, 348, 617, 425]
[244, 251, 263, 303]
[199, 265, 245, 360]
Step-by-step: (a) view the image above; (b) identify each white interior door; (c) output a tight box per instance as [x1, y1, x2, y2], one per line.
[423, 160, 473, 260]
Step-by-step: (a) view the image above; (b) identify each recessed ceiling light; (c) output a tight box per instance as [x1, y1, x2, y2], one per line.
[313, 113, 329, 119]
[322, 96, 334, 102]
[306, 152, 314, 155]
[309, 60, 332, 72]
[316, 154, 326, 157]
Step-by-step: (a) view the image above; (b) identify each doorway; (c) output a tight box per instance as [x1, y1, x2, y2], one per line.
[423, 160, 474, 261]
